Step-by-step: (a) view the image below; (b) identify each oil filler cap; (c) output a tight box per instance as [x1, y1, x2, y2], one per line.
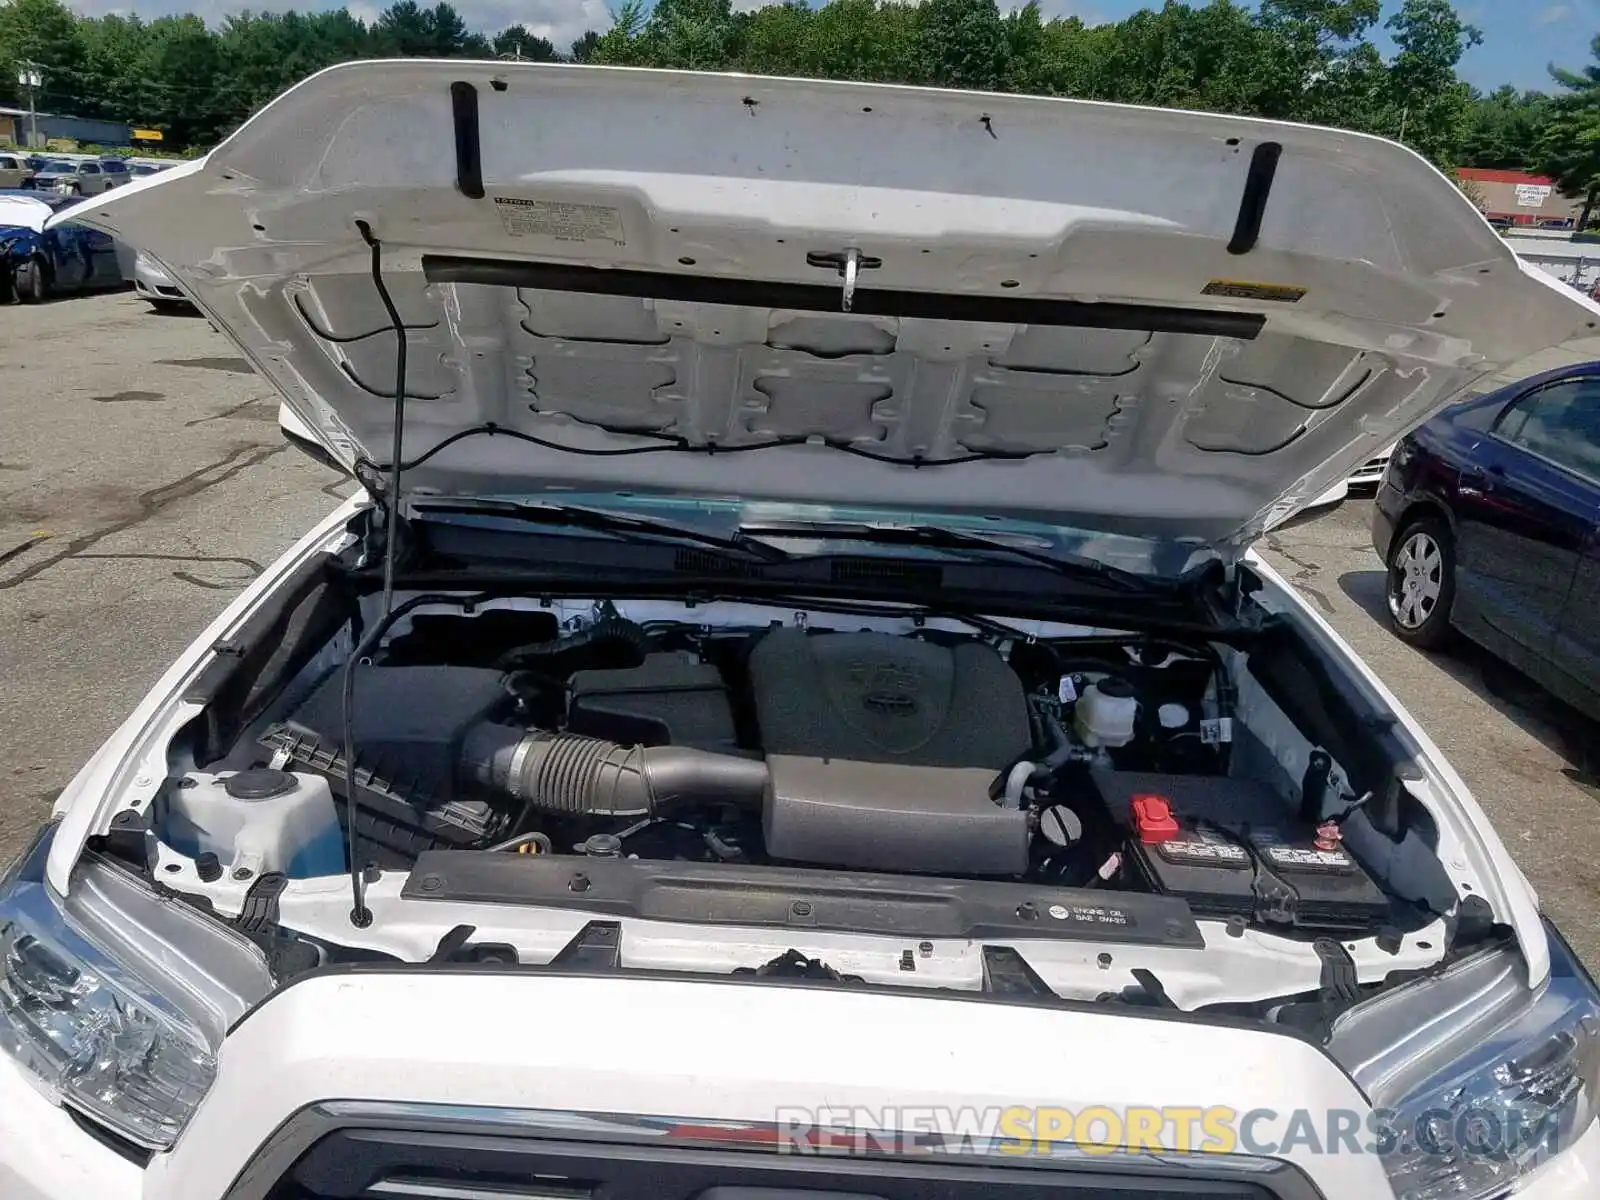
[223, 768, 297, 801]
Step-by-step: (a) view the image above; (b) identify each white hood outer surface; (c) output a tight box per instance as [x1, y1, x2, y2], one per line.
[58, 61, 1600, 554]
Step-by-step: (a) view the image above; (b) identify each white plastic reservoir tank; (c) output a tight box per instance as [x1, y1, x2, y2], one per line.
[166, 768, 344, 879]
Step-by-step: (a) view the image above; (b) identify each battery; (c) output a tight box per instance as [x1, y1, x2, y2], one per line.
[1092, 770, 1391, 931]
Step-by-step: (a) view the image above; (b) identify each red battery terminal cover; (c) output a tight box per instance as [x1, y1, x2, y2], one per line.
[1131, 794, 1180, 843]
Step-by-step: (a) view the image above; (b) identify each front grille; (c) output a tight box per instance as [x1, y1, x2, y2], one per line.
[236, 1106, 1325, 1200]
[265, 1133, 1285, 1200]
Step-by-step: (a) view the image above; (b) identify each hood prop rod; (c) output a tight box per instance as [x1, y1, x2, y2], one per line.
[340, 220, 410, 928]
[356, 219, 408, 619]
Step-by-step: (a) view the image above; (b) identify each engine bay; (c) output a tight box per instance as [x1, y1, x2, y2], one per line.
[156, 594, 1430, 942]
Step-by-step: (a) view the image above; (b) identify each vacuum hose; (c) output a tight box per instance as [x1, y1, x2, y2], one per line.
[460, 725, 770, 819]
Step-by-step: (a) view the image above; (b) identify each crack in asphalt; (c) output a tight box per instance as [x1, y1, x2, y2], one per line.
[0, 443, 288, 591]
[172, 570, 238, 590]
[0, 536, 47, 568]
[75, 551, 265, 590]
[92, 390, 166, 404]
[1262, 534, 1336, 615]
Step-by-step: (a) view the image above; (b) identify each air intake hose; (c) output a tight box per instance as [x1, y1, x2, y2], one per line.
[492, 617, 652, 675]
[460, 725, 769, 819]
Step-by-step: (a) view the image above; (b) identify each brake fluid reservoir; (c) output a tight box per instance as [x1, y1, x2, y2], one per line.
[167, 769, 343, 879]
[1074, 677, 1138, 748]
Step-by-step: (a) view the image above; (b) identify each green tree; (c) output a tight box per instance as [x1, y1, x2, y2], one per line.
[738, 1, 814, 76]
[1539, 35, 1600, 230]
[493, 25, 557, 61]
[75, 14, 149, 124]
[374, 0, 427, 55]
[1462, 86, 1555, 171]
[1004, 9, 1115, 100]
[132, 14, 224, 144]
[797, 0, 923, 85]
[0, 0, 87, 111]
[589, 0, 650, 65]
[630, 0, 743, 72]
[1251, 0, 1381, 123]
[1384, 0, 1481, 164]
[569, 30, 600, 62]
[915, 0, 1010, 92]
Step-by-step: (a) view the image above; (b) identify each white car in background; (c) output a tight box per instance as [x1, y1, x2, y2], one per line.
[1299, 444, 1398, 517]
[1348, 444, 1397, 488]
[132, 247, 195, 312]
[7, 60, 1600, 1200]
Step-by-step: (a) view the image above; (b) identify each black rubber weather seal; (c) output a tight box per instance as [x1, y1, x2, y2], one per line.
[1227, 141, 1282, 255]
[450, 80, 484, 199]
[422, 255, 1267, 340]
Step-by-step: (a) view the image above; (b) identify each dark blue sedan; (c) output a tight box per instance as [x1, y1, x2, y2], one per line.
[1372, 362, 1600, 718]
[0, 189, 125, 302]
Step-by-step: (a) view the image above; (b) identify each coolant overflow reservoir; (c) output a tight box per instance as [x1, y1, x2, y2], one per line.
[1074, 676, 1138, 748]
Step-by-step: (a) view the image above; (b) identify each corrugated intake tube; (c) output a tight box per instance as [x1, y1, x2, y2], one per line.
[460, 725, 770, 819]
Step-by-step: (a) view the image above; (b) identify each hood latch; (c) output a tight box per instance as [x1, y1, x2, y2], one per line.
[805, 247, 882, 313]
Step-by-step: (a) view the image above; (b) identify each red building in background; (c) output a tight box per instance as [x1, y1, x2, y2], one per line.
[1455, 168, 1584, 228]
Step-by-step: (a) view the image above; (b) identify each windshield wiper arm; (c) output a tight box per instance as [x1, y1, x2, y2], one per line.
[414, 501, 792, 562]
[737, 520, 1163, 592]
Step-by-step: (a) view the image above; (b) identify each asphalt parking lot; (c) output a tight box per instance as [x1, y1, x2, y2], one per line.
[3, 290, 1599, 967]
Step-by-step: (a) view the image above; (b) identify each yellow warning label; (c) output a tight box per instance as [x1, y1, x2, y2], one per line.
[1202, 278, 1307, 303]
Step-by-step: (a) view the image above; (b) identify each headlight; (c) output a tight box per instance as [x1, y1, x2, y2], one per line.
[1337, 933, 1600, 1200]
[0, 824, 274, 1150]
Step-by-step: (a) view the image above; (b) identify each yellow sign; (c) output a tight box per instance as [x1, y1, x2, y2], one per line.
[132, 128, 163, 142]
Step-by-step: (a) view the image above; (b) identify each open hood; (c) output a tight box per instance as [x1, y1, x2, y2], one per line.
[60, 61, 1600, 557]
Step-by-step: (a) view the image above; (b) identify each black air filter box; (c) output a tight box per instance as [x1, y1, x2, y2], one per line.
[260, 666, 510, 861]
[567, 652, 739, 753]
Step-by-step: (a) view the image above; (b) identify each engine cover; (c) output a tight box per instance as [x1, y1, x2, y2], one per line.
[763, 755, 1030, 875]
[747, 629, 1030, 768]
[749, 630, 1031, 875]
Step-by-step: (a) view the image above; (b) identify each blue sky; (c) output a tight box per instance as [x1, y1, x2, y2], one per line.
[1088, 0, 1600, 94]
[67, 0, 1598, 94]
[1052, 1, 1594, 92]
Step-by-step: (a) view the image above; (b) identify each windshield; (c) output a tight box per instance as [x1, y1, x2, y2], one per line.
[428, 494, 1218, 578]
[41, 160, 74, 172]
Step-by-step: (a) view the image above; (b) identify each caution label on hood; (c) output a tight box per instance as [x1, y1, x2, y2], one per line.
[492, 196, 627, 247]
[1203, 278, 1307, 303]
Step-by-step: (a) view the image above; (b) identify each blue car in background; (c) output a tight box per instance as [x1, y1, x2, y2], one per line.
[0, 189, 126, 303]
[1372, 361, 1600, 718]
